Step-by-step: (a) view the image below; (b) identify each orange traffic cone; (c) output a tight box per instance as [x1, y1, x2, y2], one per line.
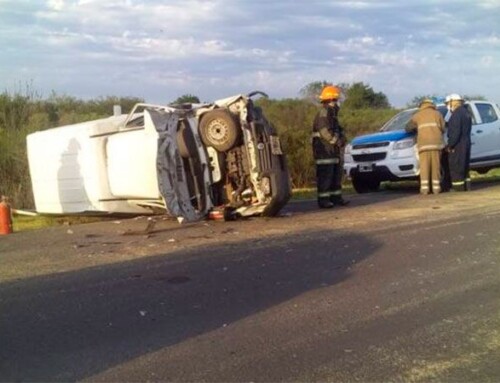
[0, 196, 13, 235]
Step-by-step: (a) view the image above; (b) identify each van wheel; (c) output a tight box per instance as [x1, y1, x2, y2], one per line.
[352, 176, 380, 193]
[199, 109, 241, 152]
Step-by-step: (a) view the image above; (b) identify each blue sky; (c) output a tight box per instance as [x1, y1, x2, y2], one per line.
[1, 0, 499, 107]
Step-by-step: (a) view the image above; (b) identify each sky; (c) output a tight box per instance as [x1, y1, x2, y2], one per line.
[1, 0, 499, 107]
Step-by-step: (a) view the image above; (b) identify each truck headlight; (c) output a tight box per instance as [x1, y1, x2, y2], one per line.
[344, 144, 352, 155]
[393, 138, 415, 150]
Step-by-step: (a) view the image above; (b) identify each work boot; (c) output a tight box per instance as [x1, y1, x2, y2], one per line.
[331, 197, 350, 206]
[318, 201, 334, 209]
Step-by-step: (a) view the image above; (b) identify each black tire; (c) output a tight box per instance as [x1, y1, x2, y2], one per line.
[474, 167, 490, 175]
[199, 109, 240, 152]
[352, 175, 381, 193]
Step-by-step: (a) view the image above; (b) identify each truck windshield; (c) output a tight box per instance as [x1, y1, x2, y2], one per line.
[380, 106, 448, 132]
[380, 110, 415, 131]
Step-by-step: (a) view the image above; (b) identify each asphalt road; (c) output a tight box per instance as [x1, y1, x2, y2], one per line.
[1, 183, 500, 382]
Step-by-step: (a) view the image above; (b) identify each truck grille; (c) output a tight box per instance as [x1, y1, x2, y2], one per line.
[353, 141, 389, 149]
[352, 153, 386, 162]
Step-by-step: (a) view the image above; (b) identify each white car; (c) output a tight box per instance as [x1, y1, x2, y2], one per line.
[27, 92, 291, 221]
[344, 100, 500, 193]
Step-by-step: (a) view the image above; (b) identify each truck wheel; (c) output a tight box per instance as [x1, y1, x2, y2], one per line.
[199, 109, 241, 152]
[474, 167, 490, 175]
[352, 176, 380, 193]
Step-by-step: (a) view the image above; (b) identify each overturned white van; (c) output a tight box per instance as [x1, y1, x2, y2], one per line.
[26, 92, 291, 221]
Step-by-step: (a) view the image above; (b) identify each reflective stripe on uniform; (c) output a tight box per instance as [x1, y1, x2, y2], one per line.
[452, 181, 465, 186]
[433, 179, 441, 192]
[419, 144, 444, 151]
[316, 158, 339, 165]
[418, 122, 439, 129]
[318, 191, 343, 197]
[318, 192, 332, 198]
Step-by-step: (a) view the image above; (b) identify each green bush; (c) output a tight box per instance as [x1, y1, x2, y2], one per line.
[257, 98, 398, 188]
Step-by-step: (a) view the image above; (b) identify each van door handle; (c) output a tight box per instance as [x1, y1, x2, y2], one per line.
[476, 129, 483, 133]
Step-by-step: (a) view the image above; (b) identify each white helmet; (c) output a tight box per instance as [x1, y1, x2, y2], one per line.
[447, 93, 463, 101]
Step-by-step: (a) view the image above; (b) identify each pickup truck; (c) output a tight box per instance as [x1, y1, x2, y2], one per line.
[344, 100, 500, 193]
[27, 92, 291, 221]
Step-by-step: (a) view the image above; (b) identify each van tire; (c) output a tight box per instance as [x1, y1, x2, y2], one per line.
[352, 175, 381, 193]
[199, 109, 240, 152]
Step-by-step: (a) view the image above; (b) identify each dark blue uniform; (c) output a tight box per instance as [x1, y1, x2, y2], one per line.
[447, 105, 472, 191]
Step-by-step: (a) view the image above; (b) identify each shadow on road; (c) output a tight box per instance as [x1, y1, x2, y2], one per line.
[0, 229, 381, 381]
[286, 177, 500, 214]
[285, 187, 416, 214]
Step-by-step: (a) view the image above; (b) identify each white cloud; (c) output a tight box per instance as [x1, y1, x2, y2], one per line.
[477, 0, 500, 9]
[2, 0, 500, 106]
[454, 34, 500, 47]
[47, 0, 64, 11]
[481, 56, 494, 67]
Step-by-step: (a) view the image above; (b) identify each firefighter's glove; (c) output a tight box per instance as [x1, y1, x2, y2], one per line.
[329, 135, 339, 146]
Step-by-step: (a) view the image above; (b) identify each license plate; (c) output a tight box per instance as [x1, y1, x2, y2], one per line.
[270, 135, 283, 155]
[359, 163, 373, 173]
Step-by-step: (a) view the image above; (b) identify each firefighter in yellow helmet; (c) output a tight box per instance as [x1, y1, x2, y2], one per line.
[311, 85, 349, 208]
[405, 98, 446, 194]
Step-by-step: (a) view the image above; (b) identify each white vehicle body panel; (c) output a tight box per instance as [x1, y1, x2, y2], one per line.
[469, 102, 500, 164]
[27, 114, 161, 215]
[106, 113, 160, 199]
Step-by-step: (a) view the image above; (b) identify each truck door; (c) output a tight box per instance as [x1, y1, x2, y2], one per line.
[470, 102, 500, 161]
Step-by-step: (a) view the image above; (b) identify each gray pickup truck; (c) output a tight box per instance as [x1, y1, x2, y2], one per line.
[344, 100, 500, 193]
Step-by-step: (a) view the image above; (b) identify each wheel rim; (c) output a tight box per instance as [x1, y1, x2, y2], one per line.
[207, 118, 229, 144]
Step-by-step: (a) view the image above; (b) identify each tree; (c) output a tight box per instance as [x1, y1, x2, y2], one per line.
[407, 94, 444, 108]
[171, 94, 200, 104]
[463, 94, 486, 101]
[300, 81, 390, 109]
[299, 81, 331, 103]
[341, 82, 390, 109]
[407, 94, 486, 108]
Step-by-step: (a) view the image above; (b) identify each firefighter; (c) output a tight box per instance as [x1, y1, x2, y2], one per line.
[445, 93, 472, 191]
[405, 98, 446, 194]
[312, 85, 349, 208]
